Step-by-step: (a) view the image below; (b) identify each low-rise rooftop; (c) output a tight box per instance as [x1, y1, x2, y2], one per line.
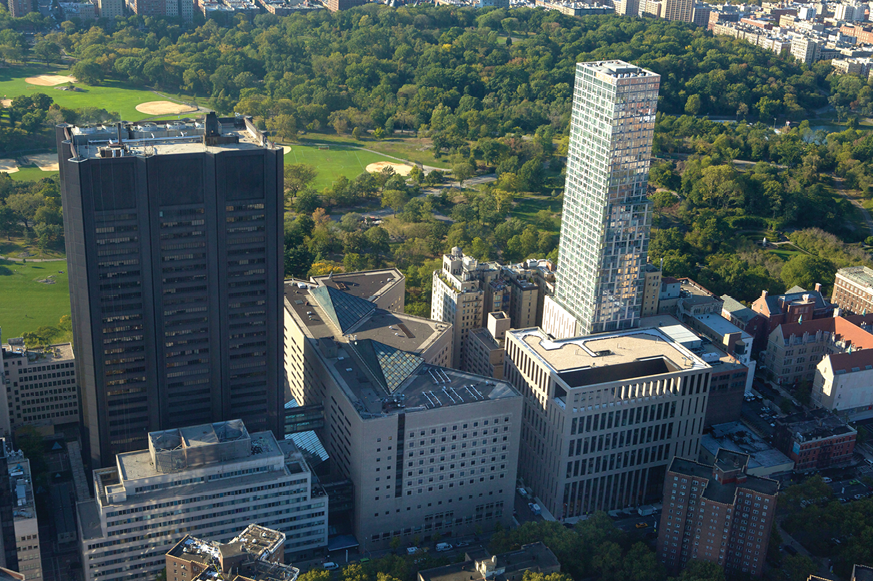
[324, 338, 518, 419]
[510, 327, 709, 388]
[775, 409, 856, 442]
[284, 281, 449, 353]
[702, 422, 793, 473]
[311, 269, 403, 304]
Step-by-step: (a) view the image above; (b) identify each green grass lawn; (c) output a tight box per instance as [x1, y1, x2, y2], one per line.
[0, 259, 70, 338]
[0, 64, 179, 122]
[296, 134, 450, 170]
[284, 143, 402, 190]
[10, 166, 56, 182]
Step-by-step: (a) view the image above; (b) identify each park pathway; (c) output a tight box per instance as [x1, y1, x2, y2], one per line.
[832, 176, 873, 238]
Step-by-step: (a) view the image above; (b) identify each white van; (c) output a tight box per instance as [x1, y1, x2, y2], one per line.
[435, 543, 453, 552]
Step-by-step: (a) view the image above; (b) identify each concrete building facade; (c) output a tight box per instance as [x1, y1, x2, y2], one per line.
[547, 61, 660, 337]
[657, 450, 778, 577]
[77, 420, 328, 581]
[96, 0, 124, 18]
[505, 327, 712, 520]
[57, 115, 284, 468]
[1, 340, 78, 435]
[431, 249, 502, 370]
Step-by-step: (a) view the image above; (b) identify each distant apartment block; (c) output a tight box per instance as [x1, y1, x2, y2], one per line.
[59, 1, 96, 18]
[165, 524, 298, 581]
[311, 269, 405, 313]
[1, 339, 78, 437]
[692, 3, 712, 25]
[326, 0, 365, 10]
[77, 420, 327, 581]
[832, 266, 873, 315]
[533, 0, 612, 15]
[657, 450, 778, 577]
[505, 327, 712, 520]
[96, 0, 124, 17]
[418, 542, 560, 581]
[7, 455, 42, 581]
[663, 0, 692, 22]
[7, 0, 34, 17]
[773, 409, 856, 471]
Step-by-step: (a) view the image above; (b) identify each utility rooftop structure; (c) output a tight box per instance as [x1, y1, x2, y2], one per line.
[505, 327, 712, 520]
[57, 113, 284, 468]
[166, 524, 299, 581]
[545, 60, 659, 338]
[78, 420, 327, 581]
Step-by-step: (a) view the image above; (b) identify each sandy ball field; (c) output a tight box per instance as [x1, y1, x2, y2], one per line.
[0, 160, 18, 174]
[26, 153, 60, 172]
[366, 161, 414, 176]
[135, 101, 198, 115]
[0, 99, 10, 107]
[25, 75, 77, 86]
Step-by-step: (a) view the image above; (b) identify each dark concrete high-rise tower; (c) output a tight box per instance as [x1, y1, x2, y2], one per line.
[57, 115, 284, 467]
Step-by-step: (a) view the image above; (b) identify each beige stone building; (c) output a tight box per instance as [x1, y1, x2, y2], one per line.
[505, 328, 712, 520]
[285, 281, 521, 550]
[1, 339, 78, 437]
[464, 313, 512, 381]
[832, 266, 873, 316]
[431, 249, 503, 370]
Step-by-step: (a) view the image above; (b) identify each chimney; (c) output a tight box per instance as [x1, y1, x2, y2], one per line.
[815, 283, 822, 293]
[762, 290, 769, 299]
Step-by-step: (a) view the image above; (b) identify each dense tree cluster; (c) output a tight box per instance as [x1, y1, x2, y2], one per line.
[50, 7, 831, 138]
[0, 173, 65, 252]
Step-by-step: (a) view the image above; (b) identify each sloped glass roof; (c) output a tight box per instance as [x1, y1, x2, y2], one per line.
[353, 339, 424, 394]
[311, 284, 375, 334]
[283, 399, 329, 466]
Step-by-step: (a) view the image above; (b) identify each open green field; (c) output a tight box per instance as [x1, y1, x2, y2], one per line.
[0, 65, 180, 121]
[284, 143, 400, 190]
[10, 166, 56, 182]
[297, 134, 450, 170]
[0, 259, 70, 338]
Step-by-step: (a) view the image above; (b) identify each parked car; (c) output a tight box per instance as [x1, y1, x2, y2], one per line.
[407, 547, 421, 555]
[324, 562, 339, 571]
[635, 522, 649, 529]
[782, 545, 798, 556]
[456, 541, 471, 548]
[436, 543, 453, 552]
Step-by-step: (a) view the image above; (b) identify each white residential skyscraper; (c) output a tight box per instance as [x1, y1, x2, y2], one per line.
[544, 61, 660, 338]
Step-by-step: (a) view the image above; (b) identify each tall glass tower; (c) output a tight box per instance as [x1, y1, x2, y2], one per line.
[552, 61, 660, 335]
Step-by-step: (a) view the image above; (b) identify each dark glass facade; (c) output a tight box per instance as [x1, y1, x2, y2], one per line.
[56, 121, 284, 467]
